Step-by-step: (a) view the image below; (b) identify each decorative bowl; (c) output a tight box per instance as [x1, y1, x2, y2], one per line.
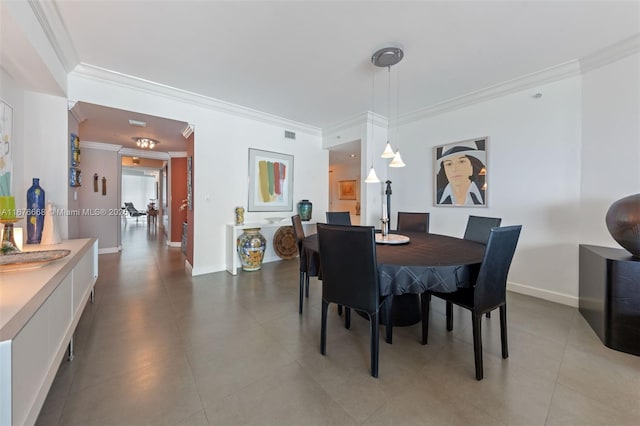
[265, 217, 286, 224]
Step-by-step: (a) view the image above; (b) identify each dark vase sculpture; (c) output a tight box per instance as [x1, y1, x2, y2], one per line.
[26, 178, 45, 244]
[605, 193, 640, 258]
[297, 199, 312, 221]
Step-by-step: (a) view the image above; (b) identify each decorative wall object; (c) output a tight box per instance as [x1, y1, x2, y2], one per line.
[605, 193, 640, 257]
[434, 137, 488, 207]
[93, 173, 98, 192]
[0, 99, 13, 196]
[339, 180, 357, 200]
[102, 177, 107, 195]
[248, 148, 293, 212]
[186, 156, 193, 210]
[69, 133, 81, 188]
[26, 178, 45, 244]
[70, 133, 80, 166]
[236, 227, 267, 271]
[69, 168, 81, 187]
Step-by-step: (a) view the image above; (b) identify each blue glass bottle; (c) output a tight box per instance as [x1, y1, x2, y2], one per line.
[26, 178, 45, 244]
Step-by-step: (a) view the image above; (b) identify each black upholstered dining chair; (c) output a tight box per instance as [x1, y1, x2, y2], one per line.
[463, 215, 503, 319]
[463, 215, 502, 244]
[291, 215, 309, 314]
[421, 225, 522, 380]
[397, 212, 430, 233]
[325, 211, 351, 225]
[317, 223, 389, 377]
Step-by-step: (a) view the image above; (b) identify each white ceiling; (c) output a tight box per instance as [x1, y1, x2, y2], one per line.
[54, 0, 639, 129]
[75, 102, 189, 153]
[3, 1, 639, 155]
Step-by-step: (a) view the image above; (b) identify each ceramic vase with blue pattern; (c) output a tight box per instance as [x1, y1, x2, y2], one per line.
[237, 228, 267, 271]
[26, 178, 45, 244]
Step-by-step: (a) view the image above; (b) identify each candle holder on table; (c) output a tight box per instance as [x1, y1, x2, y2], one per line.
[381, 216, 390, 237]
[1, 218, 22, 253]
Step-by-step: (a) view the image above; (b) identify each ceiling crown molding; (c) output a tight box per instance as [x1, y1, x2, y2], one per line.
[70, 63, 322, 137]
[580, 34, 640, 74]
[80, 141, 122, 151]
[28, 0, 80, 72]
[119, 147, 170, 160]
[324, 111, 387, 138]
[399, 60, 581, 125]
[68, 100, 86, 123]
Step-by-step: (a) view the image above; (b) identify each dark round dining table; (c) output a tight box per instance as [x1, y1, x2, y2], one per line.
[301, 231, 486, 326]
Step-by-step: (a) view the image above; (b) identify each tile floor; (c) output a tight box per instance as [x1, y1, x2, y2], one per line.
[36, 224, 640, 425]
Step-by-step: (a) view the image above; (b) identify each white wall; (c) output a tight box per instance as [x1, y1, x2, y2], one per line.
[21, 91, 69, 240]
[580, 52, 640, 247]
[390, 77, 583, 305]
[68, 73, 327, 275]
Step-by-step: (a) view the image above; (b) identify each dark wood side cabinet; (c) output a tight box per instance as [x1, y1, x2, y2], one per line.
[579, 245, 640, 356]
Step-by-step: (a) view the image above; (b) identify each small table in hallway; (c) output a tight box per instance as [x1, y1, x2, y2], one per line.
[147, 208, 158, 229]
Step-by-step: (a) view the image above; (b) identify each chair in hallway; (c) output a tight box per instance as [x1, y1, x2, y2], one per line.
[397, 212, 430, 233]
[292, 215, 311, 314]
[325, 211, 351, 225]
[463, 215, 502, 244]
[317, 223, 389, 377]
[124, 202, 147, 224]
[421, 225, 522, 380]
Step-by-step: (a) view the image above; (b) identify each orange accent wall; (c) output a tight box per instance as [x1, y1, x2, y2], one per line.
[171, 157, 187, 243]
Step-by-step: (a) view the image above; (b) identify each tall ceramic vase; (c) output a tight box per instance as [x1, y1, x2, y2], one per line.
[26, 178, 45, 244]
[237, 228, 267, 271]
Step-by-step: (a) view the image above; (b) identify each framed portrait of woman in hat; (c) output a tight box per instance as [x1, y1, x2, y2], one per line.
[434, 137, 488, 207]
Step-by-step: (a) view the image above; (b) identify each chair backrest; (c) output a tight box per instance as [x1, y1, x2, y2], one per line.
[124, 202, 138, 214]
[291, 215, 305, 252]
[463, 215, 502, 244]
[317, 223, 379, 313]
[474, 225, 522, 312]
[397, 212, 430, 233]
[325, 211, 351, 225]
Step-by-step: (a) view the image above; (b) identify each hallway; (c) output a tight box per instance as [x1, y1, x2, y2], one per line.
[35, 225, 640, 425]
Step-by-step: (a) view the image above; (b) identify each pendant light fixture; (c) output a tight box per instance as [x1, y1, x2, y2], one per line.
[372, 46, 406, 167]
[365, 64, 380, 183]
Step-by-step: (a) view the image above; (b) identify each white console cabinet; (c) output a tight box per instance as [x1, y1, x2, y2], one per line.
[0, 238, 98, 426]
[226, 221, 316, 275]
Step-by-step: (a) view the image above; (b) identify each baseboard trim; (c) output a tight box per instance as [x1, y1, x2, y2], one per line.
[185, 259, 193, 275]
[191, 264, 226, 276]
[507, 281, 578, 308]
[98, 247, 120, 254]
[167, 241, 181, 248]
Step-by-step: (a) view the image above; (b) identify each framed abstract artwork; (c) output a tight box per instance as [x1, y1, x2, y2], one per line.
[338, 180, 357, 200]
[0, 99, 13, 196]
[248, 148, 293, 212]
[434, 137, 488, 207]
